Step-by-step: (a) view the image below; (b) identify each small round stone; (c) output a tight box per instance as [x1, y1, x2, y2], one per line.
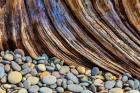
[70, 69, 79, 75]
[59, 66, 70, 74]
[115, 80, 123, 88]
[42, 75, 57, 85]
[0, 87, 6, 93]
[40, 71, 50, 79]
[77, 66, 86, 74]
[18, 88, 28, 93]
[122, 75, 128, 82]
[28, 85, 39, 93]
[56, 87, 64, 93]
[105, 72, 113, 81]
[11, 61, 21, 71]
[37, 64, 46, 71]
[94, 79, 104, 86]
[105, 81, 116, 89]
[4, 53, 13, 61]
[128, 90, 140, 93]
[91, 67, 100, 76]
[27, 76, 39, 85]
[52, 71, 61, 78]
[39, 87, 52, 93]
[81, 90, 93, 93]
[109, 88, 123, 93]
[14, 49, 25, 56]
[8, 71, 22, 84]
[67, 84, 83, 92]
[0, 66, 5, 78]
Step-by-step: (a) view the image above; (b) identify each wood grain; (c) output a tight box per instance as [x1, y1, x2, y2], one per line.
[0, 0, 140, 78]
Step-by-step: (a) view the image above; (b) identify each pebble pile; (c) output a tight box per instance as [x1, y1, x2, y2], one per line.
[0, 49, 139, 93]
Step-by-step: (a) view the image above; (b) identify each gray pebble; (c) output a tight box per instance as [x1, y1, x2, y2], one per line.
[128, 80, 135, 89]
[134, 79, 140, 89]
[0, 66, 5, 78]
[11, 61, 21, 71]
[23, 80, 31, 89]
[56, 87, 64, 93]
[42, 76, 57, 85]
[46, 66, 55, 71]
[67, 84, 83, 92]
[59, 66, 70, 74]
[66, 73, 79, 84]
[39, 87, 52, 93]
[105, 81, 116, 89]
[122, 76, 128, 82]
[91, 67, 100, 76]
[28, 85, 39, 93]
[25, 56, 32, 63]
[81, 90, 93, 93]
[115, 80, 123, 88]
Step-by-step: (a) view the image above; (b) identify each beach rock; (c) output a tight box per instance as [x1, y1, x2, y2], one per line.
[4, 53, 13, 61]
[8, 71, 22, 84]
[56, 87, 64, 93]
[28, 85, 39, 93]
[27, 76, 39, 85]
[42, 75, 57, 85]
[0, 67, 5, 78]
[67, 84, 83, 92]
[77, 66, 86, 74]
[59, 66, 70, 74]
[91, 67, 100, 76]
[105, 81, 116, 89]
[109, 88, 123, 93]
[18, 88, 28, 93]
[66, 73, 79, 84]
[39, 87, 52, 93]
[11, 61, 21, 71]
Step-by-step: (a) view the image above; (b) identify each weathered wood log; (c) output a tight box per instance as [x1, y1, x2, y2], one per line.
[0, 0, 140, 78]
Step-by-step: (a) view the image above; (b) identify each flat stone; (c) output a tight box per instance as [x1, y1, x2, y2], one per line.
[40, 71, 50, 79]
[0, 66, 5, 78]
[77, 66, 86, 74]
[122, 75, 128, 82]
[18, 88, 28, 93]
[59, 66, 70, 74]
[0, 87, 6, 93]
[11, 61, 21, 71]
[128, 90, 140, 93]
[67, 84, 83, 92]
[81, 90, 93, 93]
[8, 71, 22, 84]
[56, 87, 64, 93]
[28, 85, 39, 93]
[4, 53, 13, 61]
[52, 71, 61, 78]
[115, 80, 123, 88]
[39, 87, 52, 93]
[27, 76, 39, 85]
[105, 81, 116, 89]
[42, 75, 57, 85]
[14, 49, 25, 56]
[37, 64, 46, 71]
[105, 72, 113, 81]
[128, 80, 134, 89]
[66, 73, 79, 84]
[109, 88, 123, 93]
[91, 67, 100, 76]
[23, 80, 31, 89]
[94, 79, 104, 86]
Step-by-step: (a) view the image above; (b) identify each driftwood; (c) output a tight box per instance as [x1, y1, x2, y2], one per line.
[0, 0, 140, 78]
